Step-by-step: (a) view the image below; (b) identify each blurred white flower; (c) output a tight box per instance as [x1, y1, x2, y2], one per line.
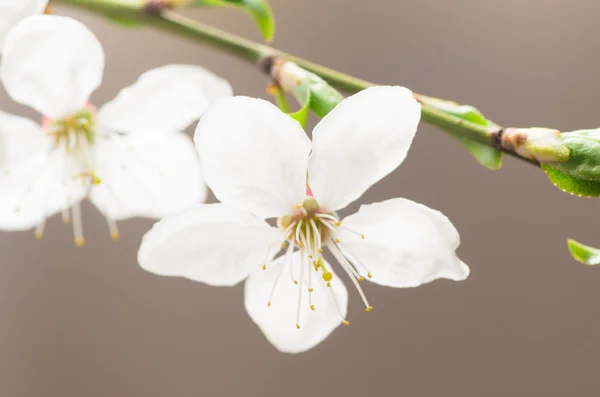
[138, 87, 469, 353]
[0, 0, 47, 50]
[0, 15, 232, 244]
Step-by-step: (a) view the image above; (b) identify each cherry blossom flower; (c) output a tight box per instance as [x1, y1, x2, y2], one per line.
[138, 87, 469, 353]
[0, 0, 47, 50]
[0, 15, 232, 244]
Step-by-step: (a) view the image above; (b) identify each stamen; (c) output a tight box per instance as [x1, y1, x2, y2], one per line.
[307, 252, 314, 310]
[295, 218, 304, 247]
[329, 241, 371, 310]
[319, 218, 341, 241]
[315, 213, 339, 223]
[339, 241, 373, 280]
[324, 276, 348, 325]
[106, 215, 120, 241]
[281, 220, 297, 243]
[267, 243, 293, 307]
[72, 201, 85, 247]
[61, 208, 71, 224]
[299, 224, 312, 260]
[68, 129, 77, 151]
[260, 245, 273, 270]
[34, 219, 46, 240]
[295, 251, 305, 329]
[339, 224, 365, 240]
[295, 203, 308, 217]
[308, 217, 322, 253]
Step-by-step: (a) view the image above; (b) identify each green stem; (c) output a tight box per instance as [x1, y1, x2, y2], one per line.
[55, 0, 533, 165]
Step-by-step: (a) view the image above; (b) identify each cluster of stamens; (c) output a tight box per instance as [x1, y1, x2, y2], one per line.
[10, 107, 120, 246]
[266, 196, 373, 330]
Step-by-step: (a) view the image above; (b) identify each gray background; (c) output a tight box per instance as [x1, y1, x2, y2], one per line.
[0, 0, 598, 396]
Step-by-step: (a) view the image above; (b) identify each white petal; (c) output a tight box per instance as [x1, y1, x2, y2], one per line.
[244, 252, 348, 354]
[0, 144, 87, 230]
[194, 97, 311, 219]
[138, 204, 281, 286]
[1, 15, 104, 118]
[339, 198, 469, 288]
[89, 131, 205, 221]
[0, 0, 47, 50]
[308, 86, 421, 212]
[0, 110, 49, 172]
[97, 64, 232, 135]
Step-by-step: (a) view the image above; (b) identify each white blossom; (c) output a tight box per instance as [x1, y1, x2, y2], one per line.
[0, 15, 232, 243]
[139, 87, 469, 353]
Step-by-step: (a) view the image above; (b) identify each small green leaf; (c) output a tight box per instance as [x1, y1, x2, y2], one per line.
[103, 14, 141, 28]
[421, 98, 503, 170]
[195, 0, 275, 41]
[550, 129, 600, 181]
[542, 164, 600, 197]
[271, 85, 310, 129]
[289, 86, 311, 128]
[456, 136, 503, 170]
[567, 239, 600, 265]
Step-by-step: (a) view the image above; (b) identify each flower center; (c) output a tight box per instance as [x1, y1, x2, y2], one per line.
[268, 196, 372, 329]
[25, 106, 120, 246]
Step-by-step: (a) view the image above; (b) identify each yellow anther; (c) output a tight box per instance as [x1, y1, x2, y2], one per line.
[299, 242, 304, 248]
[343, 320, 350, 326]
[366, 306, 373, 312]
[267, 301, 271, 307]
[295, 204, 302, 209]
[281, 241, 286, 249]
[262, 264, 267, 271]
[308, 254, 313, 259]
[322, 271, 333, 282]
[358, 277, 364, 281]
[34, 231, 43, 240]
[75, 238, 86, 247]
[367, 272, 372, 279]
[308, 288, 314, 292]
[335, 238, 341, 243]
[296, 324, 300, 329]
[293, 280, 299, 285]
[111, 231, 120, 241]
[310, 305, 315, 311]
[326, 282, 331, 287]
[335, 221, 341, 226]
[361, 234, 365, 240]
[317, 248, 323, 254]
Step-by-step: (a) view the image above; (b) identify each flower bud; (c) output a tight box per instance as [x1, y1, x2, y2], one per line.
[499, 128, 570, 164]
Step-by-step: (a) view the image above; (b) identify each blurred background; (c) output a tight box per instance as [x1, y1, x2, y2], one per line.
[0, 0, 598, 395]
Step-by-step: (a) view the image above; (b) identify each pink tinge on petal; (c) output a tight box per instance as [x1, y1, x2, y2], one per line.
[305, 186, 313, 196]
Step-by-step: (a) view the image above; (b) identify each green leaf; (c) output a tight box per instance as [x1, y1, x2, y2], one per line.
[421, 98, 503, 170]
[567, 239, 600, 265]
[542, 164, 600, 197]
[289, 86, 311, 129]
[103, 14, 141, 28]
[271, 85, 310, 129]
[550, 129, 600, 181]
[195, 0, 275, 41]
[456, 136, 503, 170]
